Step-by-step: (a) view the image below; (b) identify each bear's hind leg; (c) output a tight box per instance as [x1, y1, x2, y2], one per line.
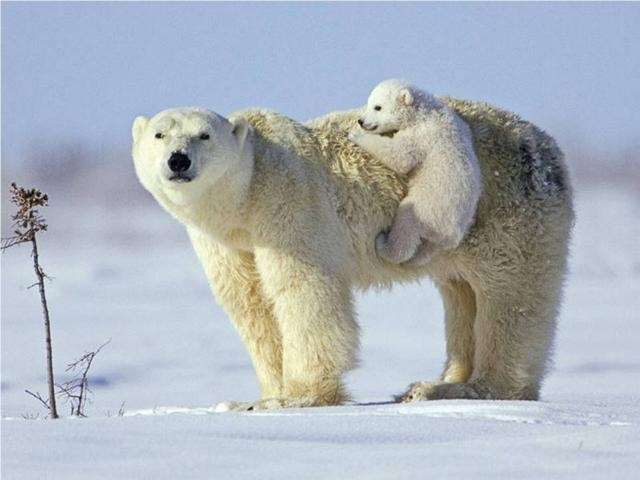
[465, 284, 556, 400]
[440, 279, 476, 383]
[401, 277, 559, 401]
[399, 279, 476, 402]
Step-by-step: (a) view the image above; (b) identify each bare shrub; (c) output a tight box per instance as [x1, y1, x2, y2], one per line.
[56, 340, 111, 417]
[2, 183, 58, 419]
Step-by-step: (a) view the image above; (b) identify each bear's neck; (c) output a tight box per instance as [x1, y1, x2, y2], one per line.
[159, 156, 255, 246]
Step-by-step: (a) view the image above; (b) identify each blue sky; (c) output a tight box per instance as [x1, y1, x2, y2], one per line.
[2, 2, 639, 165]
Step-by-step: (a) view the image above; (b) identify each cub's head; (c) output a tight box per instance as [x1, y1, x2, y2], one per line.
[132, 108, 252, 205]
[358, 79, 427, 135]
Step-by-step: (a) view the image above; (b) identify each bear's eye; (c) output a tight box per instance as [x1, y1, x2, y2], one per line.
[374, 105, 382, 111]
[155, 132, 164, 139]
[200, 133, 210, 140]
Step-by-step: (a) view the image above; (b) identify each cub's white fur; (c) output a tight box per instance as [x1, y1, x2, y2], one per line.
[349, 79, 481, 264]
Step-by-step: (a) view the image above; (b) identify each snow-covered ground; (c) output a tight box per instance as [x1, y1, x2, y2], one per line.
[2, 182, 639, 479]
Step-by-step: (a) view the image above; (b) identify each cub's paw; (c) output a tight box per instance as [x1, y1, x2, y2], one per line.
[375, 231, 417, 264]
[397, 381, 481, 402]
[404, 241, 436, 267]
[348, 128, 366, 145]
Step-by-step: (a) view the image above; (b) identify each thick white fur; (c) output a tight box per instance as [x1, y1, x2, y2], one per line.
[349, 79, 481, 265]
[132, 101, 573, 410]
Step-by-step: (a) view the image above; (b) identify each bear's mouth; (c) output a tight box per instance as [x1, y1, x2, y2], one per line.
[168, 174, 193, 183]
[379, 130, 399, 139]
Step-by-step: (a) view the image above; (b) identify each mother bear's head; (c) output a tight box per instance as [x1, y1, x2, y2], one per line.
[132, 108, 253, 208]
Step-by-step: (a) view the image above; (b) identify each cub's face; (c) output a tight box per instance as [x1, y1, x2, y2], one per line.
[358, 82, 416, 135]
[131, 108, 250, 203]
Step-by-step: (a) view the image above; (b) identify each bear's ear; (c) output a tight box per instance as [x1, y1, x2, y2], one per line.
[231, 117, 251, 150]
[132, 116, 149, 143]
[398, 88, 414, 106]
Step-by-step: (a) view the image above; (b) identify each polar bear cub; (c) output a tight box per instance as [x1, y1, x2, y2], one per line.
[349, 79, 482, 264]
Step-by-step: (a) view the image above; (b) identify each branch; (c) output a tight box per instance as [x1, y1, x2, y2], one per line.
[25, 389, 50, 410]
[57, 339, 111, 416]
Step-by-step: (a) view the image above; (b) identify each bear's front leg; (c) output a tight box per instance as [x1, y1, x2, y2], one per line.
[252, 247, 360, 409]
[188, 228, 284, 399]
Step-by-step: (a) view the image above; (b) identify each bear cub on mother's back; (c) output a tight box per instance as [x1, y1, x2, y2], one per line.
[349, 79, 481, 265]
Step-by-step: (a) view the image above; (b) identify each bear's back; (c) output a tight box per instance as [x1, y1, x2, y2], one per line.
[236, 107, 406, 238]
[236, 104, 574, 286]
[442, 98, 573, 259]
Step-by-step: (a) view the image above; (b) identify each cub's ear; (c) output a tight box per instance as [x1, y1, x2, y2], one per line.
[231, 117, 252, 150]
[132, 116, 149, 143]
[398, 88, 414, 106]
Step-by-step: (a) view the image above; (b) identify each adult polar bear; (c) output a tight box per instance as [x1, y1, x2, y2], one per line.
[132, 99, 573, 410]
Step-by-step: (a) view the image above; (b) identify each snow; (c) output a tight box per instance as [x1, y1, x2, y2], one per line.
[2, 183, 639, 478]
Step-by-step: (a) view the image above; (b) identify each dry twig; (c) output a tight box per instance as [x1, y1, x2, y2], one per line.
[56, 340, 111, 417]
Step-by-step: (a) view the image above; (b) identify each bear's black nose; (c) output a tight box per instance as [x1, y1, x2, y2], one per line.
[357, 118, 364, 127]
[168, 152, 191, 173]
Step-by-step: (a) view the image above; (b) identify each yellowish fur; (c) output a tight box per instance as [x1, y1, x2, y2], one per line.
[132, 99, 574, 409]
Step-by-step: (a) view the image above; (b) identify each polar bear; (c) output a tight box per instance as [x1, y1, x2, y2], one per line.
[348, 79, 481, 266]
[132, 100, 573, 409]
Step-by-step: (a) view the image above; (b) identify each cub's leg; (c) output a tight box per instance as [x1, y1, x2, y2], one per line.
[188, 229, 283, 399]
[249, 247, 359, 409]
[376, 199, 425, 264]
[400, 279, 476, 402]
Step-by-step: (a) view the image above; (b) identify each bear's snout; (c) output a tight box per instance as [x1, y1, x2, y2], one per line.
[168, 152, 191, 173]
[358, 118, 377, 131]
